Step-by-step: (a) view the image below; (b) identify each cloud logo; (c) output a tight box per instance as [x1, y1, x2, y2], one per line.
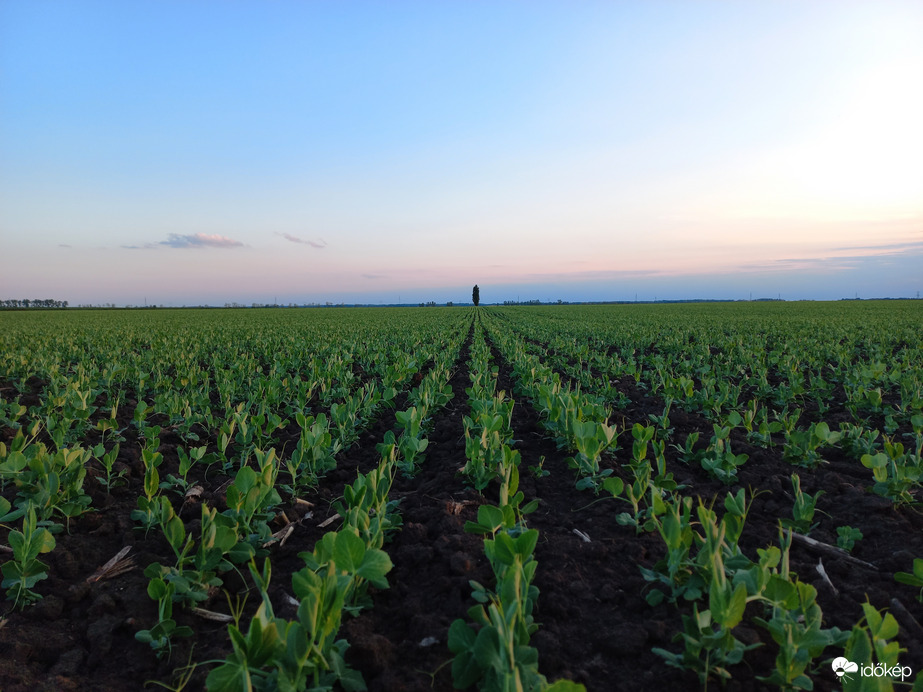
[832, 657, 859, 677]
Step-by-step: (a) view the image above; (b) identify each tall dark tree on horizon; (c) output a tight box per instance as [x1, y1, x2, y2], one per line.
[472, 285, 480, 307]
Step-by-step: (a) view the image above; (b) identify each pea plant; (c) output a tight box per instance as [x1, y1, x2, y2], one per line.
[450, 503, 582, 692]
[782, 421, 844, 469]
[131, 447, 166, 534]
[392, 406, 430, 475]
[222, 448, 282, 548]
[861, 435, 923, 505]
[754, 571, 848, 689]
[285, 412, 341, 491]
[567, 419, 619, 492]
[1, 504, 56, 609]
[780, 474, 825, 535]
[208, 530, 393, 692]
[699, 423, 748, 484]
[840, 602, 908, 692]
[134, 573, 193, 659]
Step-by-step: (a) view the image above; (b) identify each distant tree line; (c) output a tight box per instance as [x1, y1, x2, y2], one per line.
[1, 298, 69, 308]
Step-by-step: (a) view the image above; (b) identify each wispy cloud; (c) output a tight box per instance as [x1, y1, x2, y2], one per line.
[58, 243, 72, 248]
[735, 240, 923, 274]
[161, 233, 244, 249]
[122, 233, 245, 250]
[736, 257, 854, 273]
[509, 268, 665, 283]
[277, 232, 326, 249]
[362, 273, 382, 279]
[832, 240, 923, 255]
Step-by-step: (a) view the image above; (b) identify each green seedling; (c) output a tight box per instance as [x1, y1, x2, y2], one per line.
[94, 392, 125, 443]
[529, 455, 550, 480]
[140, 425, 163, 454]
[207, 556, 370, 692]
[568, 419, 618, 492]
[615, 443, 668, 534]
[495, 446, 525, 510]
[781, 474, 824, 535]
[906, 414, 923, 459]
[161, 445, 207, 497]
[748, 413, 784, 449]
[662, 374, 694, 401]
[286, 412, 341, 490]
[464, 501, 537, 538]
[135, 575, 193, 659]
[12, 443, 94, 531]
[648, 399, 674, 440]
[0, 401, 27, 431]
[644, 489, 759, 605]
[700, 424, 748, 484]
[650, 438, 681, 494]
[776, 408, 802, 435]
[861, 437, 923, 506]
[222, 448, 282, 547]
[0, 425, 41, 488]
[132, 447, 166, 534]
[132, 398, 154, 429]
[754, 577, 848, 689]
[630, 422, 655, 466]
[450, 524, 584, 692]
[782, 421, 843, 468]
[215, 416, 236, 470]
[894, 558, 923, 603]
[334, 460, 401, 552]
[411, 376, 454, 413]
[740, 399, 759, 435]
[841, 424, 881, 458]
[641, 494, 703, 604]
[299, 528, 394, 616]
[132, 494, 171, 536]
[652, 494, 777, 688]
[836, 526, 863, 552]
[396, 432, 429, 476]
[1, 505, 56, 608]
[673, 431, 705, 466]
[145, 500, 252, 610]
[653, 601, 756, 689]
[393, 406, 430, 475]
[462, 413, 507, 492]
[330, 398, 361, 449]
[93, 442, 125, 491]
[840, 601, 908, 692]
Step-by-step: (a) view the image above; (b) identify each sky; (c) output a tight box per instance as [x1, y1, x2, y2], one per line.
[1, 1, 922, 306]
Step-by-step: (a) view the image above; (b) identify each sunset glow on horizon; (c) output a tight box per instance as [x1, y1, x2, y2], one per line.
[2, 1, 921, 306]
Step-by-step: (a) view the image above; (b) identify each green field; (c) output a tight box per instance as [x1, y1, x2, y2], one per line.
[1, 302, 922, 691]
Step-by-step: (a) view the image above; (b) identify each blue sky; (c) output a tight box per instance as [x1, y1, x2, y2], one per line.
[1, 1, 921, 305]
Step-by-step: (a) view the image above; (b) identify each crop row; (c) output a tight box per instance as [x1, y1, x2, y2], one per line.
[0, 308, 469, 689]
[480, 306, 922, 690]
[486, 306, 923, 505]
